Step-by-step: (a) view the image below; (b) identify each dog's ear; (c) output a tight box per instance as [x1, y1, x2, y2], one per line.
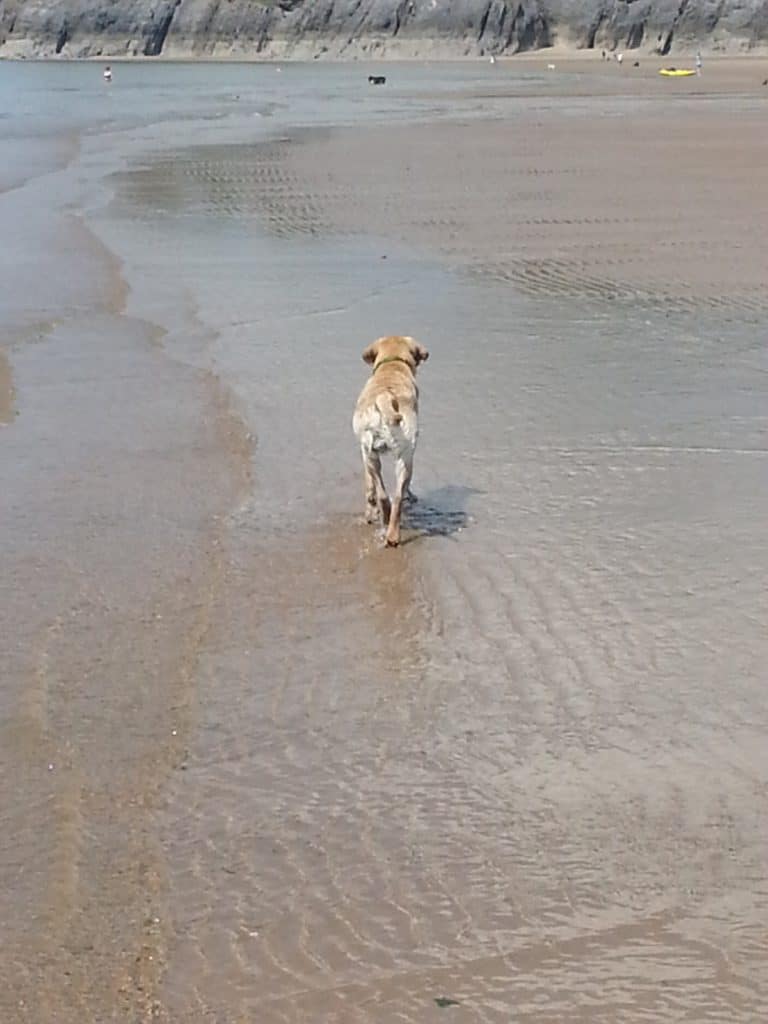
[411, 340, 429, 366]
[362, 341, 379, 365]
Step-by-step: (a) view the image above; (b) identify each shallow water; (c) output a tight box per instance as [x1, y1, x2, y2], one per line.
[1, 60, 767, 1022]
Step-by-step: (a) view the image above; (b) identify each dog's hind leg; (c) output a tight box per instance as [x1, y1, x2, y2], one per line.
[363, 449, 390, 527]
[385, 454, 411, 547]
[403, 460, 417, 505]
[362, 451, 378, 523]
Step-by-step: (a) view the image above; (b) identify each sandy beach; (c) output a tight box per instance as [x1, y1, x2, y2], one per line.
[1, 58, 767, 1022]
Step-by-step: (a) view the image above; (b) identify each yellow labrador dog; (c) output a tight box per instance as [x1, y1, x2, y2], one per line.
[353, 335, 429, 546]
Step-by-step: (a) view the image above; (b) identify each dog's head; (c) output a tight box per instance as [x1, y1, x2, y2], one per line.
[362, 336, 429, 372]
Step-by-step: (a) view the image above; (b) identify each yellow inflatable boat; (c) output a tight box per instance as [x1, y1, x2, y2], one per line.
[659, 68, 697, 77]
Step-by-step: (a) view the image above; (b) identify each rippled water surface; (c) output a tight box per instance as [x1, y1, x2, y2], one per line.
[1, 59, 767, 1023]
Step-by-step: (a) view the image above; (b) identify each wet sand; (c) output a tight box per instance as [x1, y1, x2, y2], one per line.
[0, 219, 252, 1020]
[143, 67, 768, 318]
[2, 59, 768, 1022]
[0, 349, 14, 425]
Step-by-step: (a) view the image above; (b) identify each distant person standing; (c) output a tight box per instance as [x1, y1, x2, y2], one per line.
[103, 65, 112, 82]
[695, 50, 702, 75]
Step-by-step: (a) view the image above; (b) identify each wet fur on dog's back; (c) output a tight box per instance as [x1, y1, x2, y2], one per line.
[352, 335, 429, 546]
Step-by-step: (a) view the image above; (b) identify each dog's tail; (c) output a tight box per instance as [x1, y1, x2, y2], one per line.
[375, 392, 402, 427]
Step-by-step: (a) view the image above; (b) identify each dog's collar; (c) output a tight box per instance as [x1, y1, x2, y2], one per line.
[373, 356, 413, 374]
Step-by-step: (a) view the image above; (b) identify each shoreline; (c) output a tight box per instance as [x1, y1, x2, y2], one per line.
[5, 49, 768, 63]
[1, 74, 256, 1021]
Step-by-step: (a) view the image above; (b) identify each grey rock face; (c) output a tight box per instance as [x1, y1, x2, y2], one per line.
[547, 0, 768, 55]
[1, 0, 767, 58]
[1, 0, 183, 57]
[161, 0, 553, 59]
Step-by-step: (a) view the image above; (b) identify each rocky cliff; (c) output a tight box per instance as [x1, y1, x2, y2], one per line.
[2, 0, 767, 59]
